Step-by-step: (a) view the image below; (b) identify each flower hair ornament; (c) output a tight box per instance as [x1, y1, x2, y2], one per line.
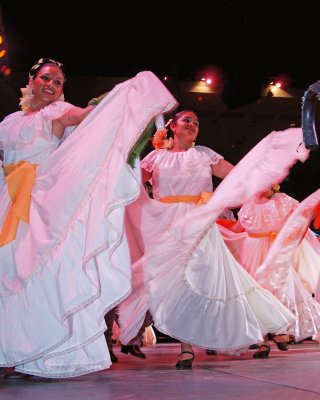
[29, 58, 65, 80]
[19, 84, 34, 112]
[152, 118, 174, 150]
[271, 184, 280, 193]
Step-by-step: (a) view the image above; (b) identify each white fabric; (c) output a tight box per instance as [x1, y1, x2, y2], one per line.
[119, 129, 308, 352]
[119, 148, 215, 343]
[222, 193, 298, 276]
[0, 101, 75, 162]
[254, 189, 320, 341]
[119, 145, 222, 341]
[238, 193, 298, 235]
[294, 230, 320, 296]
[0, 71, 177, 377]
[155, 114, 165, 130]
[222, 191, 320, 341]
[141, 146, 223, 200]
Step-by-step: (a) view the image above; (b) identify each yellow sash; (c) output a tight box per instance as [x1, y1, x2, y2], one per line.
[0, 161, 38, 247]
[248, 231, 278, 242]
[160, 192, 237, 229]
[160, 191, 213, 207]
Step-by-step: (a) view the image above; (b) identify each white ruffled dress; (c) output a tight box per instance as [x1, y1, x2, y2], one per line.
[222, 192, 320, 341]
[253, 190, 320, 341]
[119, 130, 308, 353]
[0, 71, 177, 377]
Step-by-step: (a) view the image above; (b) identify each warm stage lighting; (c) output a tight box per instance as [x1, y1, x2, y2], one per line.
[3, 66, 10, 76]
[0, 6, 11, 76]
[264, 75, 292, 98]
[196, 65, 224, 93]
[270, 74, 290, 90]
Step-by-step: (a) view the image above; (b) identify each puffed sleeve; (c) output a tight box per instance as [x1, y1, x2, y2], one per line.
[0, 111, 23, 150]
[196, 145, 224, 165]
[0, 101, 75, 152]
[41, 101, 75, 140]
[141, 150, 159, 172]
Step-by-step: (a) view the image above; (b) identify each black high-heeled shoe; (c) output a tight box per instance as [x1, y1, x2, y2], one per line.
[253, 344, 270, 359]
[175, 350, 194, 369]
[121, 344, 146, 359]
[248, 344, 260, 349]
[271, 334, 289, 351]
[110, 350, 118, 362]
[206, 349, 217, 355]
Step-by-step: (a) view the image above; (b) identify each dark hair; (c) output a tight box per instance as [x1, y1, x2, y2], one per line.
[171, 110, 196, 124]
[167, 110, 198, 137]
[29, 57, 66, 81]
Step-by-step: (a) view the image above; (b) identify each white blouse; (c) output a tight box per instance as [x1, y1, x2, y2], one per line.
[0, 101, 75, 165]
[238, 192, 299, 234]
[141, 145, 223, 200]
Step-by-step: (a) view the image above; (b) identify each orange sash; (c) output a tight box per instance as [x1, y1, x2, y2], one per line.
[0, 161, 38, 247]
[248, 231, 278, 242]
[160, 191, 213, 207]
[160, 192, 236, 228]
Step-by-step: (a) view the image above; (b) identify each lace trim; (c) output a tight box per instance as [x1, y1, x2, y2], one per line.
[275, 293, 320, 340]
[16, 362, 111, 379]
[0, 102, 165, 298]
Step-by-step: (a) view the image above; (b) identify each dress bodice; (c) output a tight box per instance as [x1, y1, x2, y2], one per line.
[0, 101, 75, 165]
[238, 192, 299, 233]
[141, 146, 223, 200]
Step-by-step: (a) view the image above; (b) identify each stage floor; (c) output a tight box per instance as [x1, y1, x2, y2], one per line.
[1, 340, 320, 399]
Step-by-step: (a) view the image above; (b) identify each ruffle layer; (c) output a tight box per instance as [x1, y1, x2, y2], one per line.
[255, 188, 320, 340]
[144, 222, 294, 353]
[142, 128, 309, 351]
[0, 71, 178, 377]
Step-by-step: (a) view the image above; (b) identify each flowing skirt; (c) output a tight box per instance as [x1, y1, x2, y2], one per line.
[255, 189, 320, 341]
[0, 71, 177, 377]
[119, 128, 309, 352]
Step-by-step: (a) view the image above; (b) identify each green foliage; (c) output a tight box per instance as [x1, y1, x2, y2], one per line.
[127, 120, 155, 168]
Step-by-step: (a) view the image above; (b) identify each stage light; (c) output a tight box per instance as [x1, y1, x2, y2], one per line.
[0, 6, 11, 76]
[196, 65, 223, 88]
